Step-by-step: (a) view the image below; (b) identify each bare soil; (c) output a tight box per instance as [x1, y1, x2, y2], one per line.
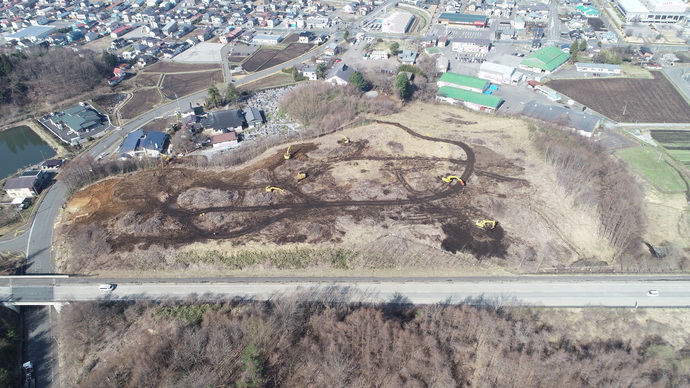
[119, 89, 162, 119]
[160, 70, 224, 99]
[132, 73, 161, 88]
[547, 72, 690, 123]
[59, 103, 614, 274]
[144, 62, 222, 73]
[92, 93, 127, 115]
[242, 48, 280, 72]
[258, 43, 313, 71]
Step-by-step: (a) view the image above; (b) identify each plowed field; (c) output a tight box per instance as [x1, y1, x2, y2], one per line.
[547, 72, 690, 123]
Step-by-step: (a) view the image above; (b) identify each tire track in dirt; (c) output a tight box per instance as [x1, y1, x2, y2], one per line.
[108, 121, 477, 249]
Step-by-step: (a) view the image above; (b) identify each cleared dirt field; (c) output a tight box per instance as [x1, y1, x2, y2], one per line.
[144, 62, 222, 73]
[241, 48, 280, 72]
[258, 43, 313, 71]
[92, 93, 126, 115]
[547, 72, 690, 123]
[237, 73, 295, 92]
[132, 73, 161, 88]
[160, 70, 224, 99]
[59, 103, 615, 275]
[120, 89, 162, 119]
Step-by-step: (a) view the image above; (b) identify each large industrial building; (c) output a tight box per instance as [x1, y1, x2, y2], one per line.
[4, 25, 56, 42]
[381, 11, 414, 34]
[615, 0, 688, 23]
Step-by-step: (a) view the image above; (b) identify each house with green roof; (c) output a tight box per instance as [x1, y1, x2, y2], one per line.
[575, 5, 599, 17]
[519, 46, 570, 74]
[49, 104, 102, 134]
[437, 86, 504, 113]
[437, 72, 490, 93]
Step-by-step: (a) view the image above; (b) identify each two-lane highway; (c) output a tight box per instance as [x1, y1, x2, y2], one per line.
[2, 276, 690, 308]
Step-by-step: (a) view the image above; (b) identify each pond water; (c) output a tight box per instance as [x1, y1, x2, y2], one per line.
[0, 125, 56, 180]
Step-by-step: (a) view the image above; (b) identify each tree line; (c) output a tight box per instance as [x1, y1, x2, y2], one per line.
[530, 123, 647, 260]
[60, 296, 688, 387]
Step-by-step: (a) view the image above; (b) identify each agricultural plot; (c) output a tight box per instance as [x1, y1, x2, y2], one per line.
[120, 89, 162, 119]
[547, 72, 690, 123]
[160, 70, 224, 99]
[651, 130, 690, 167]
[144, 62, 221, 73]
[241, 49, 280, 72]
[617, 147, 687, 192]
[258, 43, 313, 71]
[242, 44, 314, 72]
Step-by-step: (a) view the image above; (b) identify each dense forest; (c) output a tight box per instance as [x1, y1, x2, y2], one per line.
[0, 47, 112, 121]
[60, 295, 689, 388]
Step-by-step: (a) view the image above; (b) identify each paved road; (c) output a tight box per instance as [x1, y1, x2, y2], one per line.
[2, 276, 690, 307]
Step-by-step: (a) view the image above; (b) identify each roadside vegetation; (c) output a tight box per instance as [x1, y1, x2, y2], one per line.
[0, 309, 19, 387]
[60, 297, 690, 387]
[530, 123, 646, 260]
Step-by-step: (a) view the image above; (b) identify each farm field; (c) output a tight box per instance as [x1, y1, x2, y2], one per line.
[160, 70, 224, 99]
[651, 129, 690, 167]
[237, 73, 295, 92]
[241, 48, 280, 72]
[132, 73, 161, 88]
[120, 88, 162, 119]
[616, 147, 687, 192]
[547, 72, 690, 123]
[57, 103, 621, 276]
[241, 43, 314, 72]
[258, 43, 313, 71]
[144, 62, 221, 73]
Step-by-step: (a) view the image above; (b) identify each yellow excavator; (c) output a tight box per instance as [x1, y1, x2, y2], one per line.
[265, 186, 284, 192]
[441, 175, 465, 185]
[475, 220, 497, 229]
[284, 145, 292, 160]
[297, 172, 308, 181]
[341, 136, 350, 144]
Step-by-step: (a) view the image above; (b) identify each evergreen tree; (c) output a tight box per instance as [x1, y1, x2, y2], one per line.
[395, 73, 412, 100]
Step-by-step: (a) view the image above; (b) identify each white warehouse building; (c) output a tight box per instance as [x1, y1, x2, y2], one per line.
[381, 11, 414, 34]
[615, 0, 688, 23]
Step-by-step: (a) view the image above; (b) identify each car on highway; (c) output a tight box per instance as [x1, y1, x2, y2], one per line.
[646, 290, 659, 296]
[99, 284, 115, 292]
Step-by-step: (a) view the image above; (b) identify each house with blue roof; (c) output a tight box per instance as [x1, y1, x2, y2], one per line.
[120, 129, 168, 158]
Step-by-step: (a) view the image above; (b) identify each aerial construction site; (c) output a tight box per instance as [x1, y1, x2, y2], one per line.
[59, 104, 622, 276]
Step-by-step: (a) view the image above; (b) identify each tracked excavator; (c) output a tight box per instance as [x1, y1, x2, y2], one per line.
[475, 220, 497, 229]
[265, 186, 284, 192]
[441, 175, 465, 185]
[297, 172, 308, 181]
[341, 136, 351, 144]
[284, 145, 292, 160]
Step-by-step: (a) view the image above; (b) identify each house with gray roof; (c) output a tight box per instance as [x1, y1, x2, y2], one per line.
[201, 109, 246, 132]
[326, 63, 355, 86]
[3, 170, 48, 199]
[521, 101, 601, 137]
[243, 107, 265, 128]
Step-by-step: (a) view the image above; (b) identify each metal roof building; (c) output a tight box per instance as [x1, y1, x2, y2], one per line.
[5, 25, 56, 42]
[519, 46, 569, 73]
[437, 72, 490, 93]
[521, 101, 601, 137]
[437, 86, 504, 113]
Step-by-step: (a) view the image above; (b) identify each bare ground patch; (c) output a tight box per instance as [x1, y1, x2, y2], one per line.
[160, 70, 224, 99]
[119, 89, 162, 119]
